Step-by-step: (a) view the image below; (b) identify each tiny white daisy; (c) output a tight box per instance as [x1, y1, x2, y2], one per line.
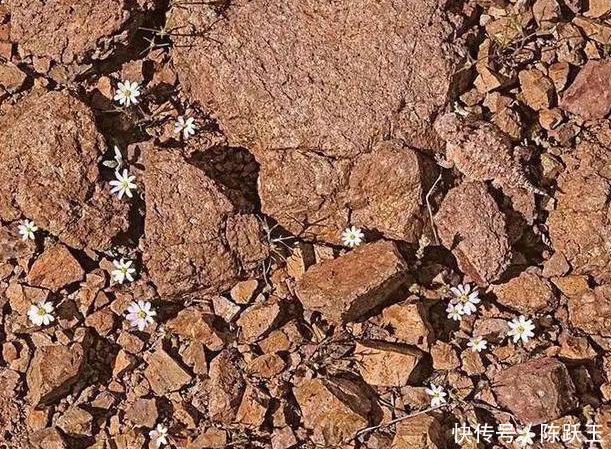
[18, 219, 38, 241]
[341, 226, 364, 247]
[446, 303, 464, 321]
[515, 425, 535, 447]
[114, 80, 141, 107]
[507, 315, 536, 344]
[111, 259, 136, 284]
[174, 116, 197, 139]
[450, 283, 480, 315]
[425, 383, 447, 408]
[27, 301, 55, 326]
[148, 423, 168, 448]
[467, 336, 488, 353]
[126, 300, 157, 332]
[102, 145, 123, 170]
[109, 169, 137, 199]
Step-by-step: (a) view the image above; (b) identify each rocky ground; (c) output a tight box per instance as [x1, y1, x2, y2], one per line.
[0, 0, 610, 448]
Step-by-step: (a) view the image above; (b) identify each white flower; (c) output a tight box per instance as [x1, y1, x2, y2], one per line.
[425, 383, 447, 408]
[102, 146, 123, 170]
[114, 80, 141, 107]
[126, 300, 157, 332]
[467, 336, 488, 353]
[111, 259, 136, 284]
[109, 169, 137, 199]
[148, 423, 168, 448]
[446, 303, 464, 321]
[27, 301, 55, 326]
[341, 226, 364, 247]
[174, 116, 197, 139]
[515, 425, 535, 447]
[450, 283, 480, 315]
[18, 219, 38, 241]
[507, 315, 536, 344]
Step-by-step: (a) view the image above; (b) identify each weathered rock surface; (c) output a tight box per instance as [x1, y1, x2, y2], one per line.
[27, 244, 84, 292]
[208, 349, 245, 423]
[560, 58, 611, 120]
[27, 343, 86, 406]
[492, 270, 555, 314]
[0, 90, 129, 250]
[293, 378, 373, 446]
[355, 341, 422, 387]
[380, 300, 433, 349]
[166, 306, 225, 351]
[568, 284, 611, 337]
[296, 241, 408, 323]
[392, 414, 445, 449]
[548, 137, 611, 283]
[144, 347, 191, 396]
[493, 357, 577, 424]
[169, 0, 456, 157]
[435, 182, 511, 285]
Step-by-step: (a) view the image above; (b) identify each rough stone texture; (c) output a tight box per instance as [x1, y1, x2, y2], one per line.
[225, 214, 269, 272]
[166, 306, 225, 351]
[56, 407, 93, 436]
[355, 341, 422, 387]
[560, 59, 611, 120]
[208, 349, 245, 423]
[256, 140, 432, 244]
[492, 270, 555, 314]
[568, 284, 611, 337]
[296, 241, 408, 323]
[143, 148, 239, 298]
[293, 378, 372, 446]
[493, 357, 577, 424]
[169, 0, 456, 157]
[143, 347, 191, 396]
[29, 427, 67, 449]
[380, 300, 433, 349]
[392, 414, 445, 449]
[0, 90, 129, 250]
[518, 68, 556, 111]
[27, 244, 84, 292]
[435, 182, 511, 285]
[27, 343, 86, 406]
[548, 137, 611, 283]
[237, 298, 282, 343]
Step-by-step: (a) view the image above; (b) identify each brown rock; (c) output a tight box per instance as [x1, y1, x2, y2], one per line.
[29, 427, 67, 449]
[235, 384, 270, 428]
[0, 90, 129, 250]
[124, 398, 158, 428]
[187, 428, 227, 449]
[56, 407, 93, 436]
[493, 357, 577, 424]
[246, 353, 286, 379]
[558, 332, 597, 360]
[293, 378, 372, 446]
[230, 279, 259, 304]
[461, 350, 485, 376]
[144, 347, 191, 396]
[296, 241, 408, 323]
[533, 0, 562, 23]
[548, 62, 571, 92]
[112, 349, 134, 378]
[27, 343, 86, 406]
[519, 68, 556, 110]
[355, 341, 422, 387]
[568, 284, 611, 337]
[586, 0, 611, 17]
[560, 59, 611, 120]
[169, 0, 455, 157]
[237, 297, 282, 343]
[166, 306, 225, 351]
[381, 300, 433, 349]
[392, 413, 445, 449]
[271, 427, 298, 449]
[225, 214, 269, 271]
[85, 307, 115, 337]
[208, 349, 245, 423]
[0, 62, 26, 93]
[435, 182, 511, 285]
[143, 148, 239, 298]
[492, 271, 555, 314]
[27, 244, 84, 291]
[431, 341, 460, 371]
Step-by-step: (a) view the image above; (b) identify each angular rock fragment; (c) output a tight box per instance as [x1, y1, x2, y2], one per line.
[568, 284, 611, 337]
[560, 59, 611, 120]
[208, 349, 245, 423]
[392, 414, 445, 449]
[235, 384, 270, 428]
[293, 378, 373, 446]
[0, 90, 129, 250]
[124, 398, 158, 428]
[144, 347, 191, 396]
[355, 341, 423, 387]
[27, 244, 84, 292]
[56, 407, 93, 436]
[493, 357, 577, 424]
[27, 343, 86, 406]
[225, 214, 269, 271]
[296, 241, 408, 323]
[435, 182, 511, 285]
[380, 300, 433, 349]
[492, 271, 555, 314]
[166, 306, 225, 351]
[237, 297, 282, 343]
[169, 0, 456, 156]
[519, 68, 556, 110]
[29, 427, 67, 449]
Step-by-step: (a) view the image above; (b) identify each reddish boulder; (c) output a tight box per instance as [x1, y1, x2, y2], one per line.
[560, 59, 611, 120]
[143, 347, 191, 396]
[0, 90, 129, 250]
[208, 349, 245, 423]
[492, 357, 577, 424]
[492, 270, 555, 314]
[166, 306, 225, 351]
[296, 241, 408, 323]
[27, 244, 84, 292]
[435, 182, 511, 285]
[355, 341, 423, 387]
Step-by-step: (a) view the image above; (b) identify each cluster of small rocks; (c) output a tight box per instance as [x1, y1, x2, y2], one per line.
[0, 0, 610, 448]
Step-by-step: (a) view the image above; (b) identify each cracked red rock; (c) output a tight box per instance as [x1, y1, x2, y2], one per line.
[492, 270, 555, 314]
[143, 347, 191, 396]
[560, 59, 611, 120]
[208, 349, 245, 423]
[355, 340, 423, 387]
[27, 244, 84, 292]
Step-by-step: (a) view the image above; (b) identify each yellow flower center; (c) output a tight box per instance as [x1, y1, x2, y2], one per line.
[138, 310, 147, 319]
